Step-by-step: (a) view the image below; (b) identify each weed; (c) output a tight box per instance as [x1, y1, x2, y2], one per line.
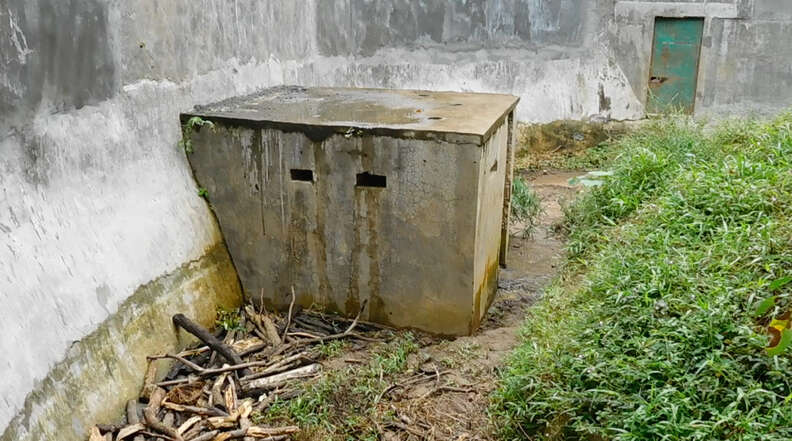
[179, 116, 215, 154]
[317, 340, 346, 358]
[214, 306, 243, 332]
[511, 177, 543, 237]
[197, 187, 209, 199]
[492, 114, 792, 440]
[371, 332, 418, 374]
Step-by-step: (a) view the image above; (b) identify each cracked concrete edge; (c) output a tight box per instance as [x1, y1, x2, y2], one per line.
[0, 242, 243, 441]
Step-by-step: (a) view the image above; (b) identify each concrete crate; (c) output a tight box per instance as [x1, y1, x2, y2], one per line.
[183, 87, 519, 335]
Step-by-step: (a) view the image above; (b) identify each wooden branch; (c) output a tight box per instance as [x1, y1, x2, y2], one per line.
[115, 423, 145, 440]
[247, 425, 299, 437]
[141, 361, 158, 399]
[238, 343, 268, 357]
[181, 421, 209, 441]
[239, 352, 310, 383]
[176, 416, 201, 436]
[88, 427, 104, 441]
[185, 430, 218, 441]
[162, 401, 228, 417]
[270, 300, 368, 357]
[242, 364, 321, 391]
[172, 314, 252, 377]
[152, 354, 287, 379]
[125, 400, 145, 441]
[173, 314, 249, 374]
[260, 315, 282, 347]
[143, 388, 184, 441]
[282, 287, 296, 341]
[211, 374, 227, 409]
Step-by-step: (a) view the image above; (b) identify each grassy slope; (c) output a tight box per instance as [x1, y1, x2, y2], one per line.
[492, 115, 792, 440]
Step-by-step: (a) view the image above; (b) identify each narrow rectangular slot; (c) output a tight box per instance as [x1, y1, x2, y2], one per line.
[290, 169, 314, 182]
[356, 172, 386, 188]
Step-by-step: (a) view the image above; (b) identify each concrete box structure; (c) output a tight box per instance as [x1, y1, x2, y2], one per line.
[183, 87, 518, 335]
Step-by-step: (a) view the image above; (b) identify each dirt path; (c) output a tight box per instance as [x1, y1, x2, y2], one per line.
[306, 172, 581, 441]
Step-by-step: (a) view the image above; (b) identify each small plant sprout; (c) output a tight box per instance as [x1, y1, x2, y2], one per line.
[214, 306, 243, 332]
[179, 116, 215, 154]
[197, 187, 209, 199]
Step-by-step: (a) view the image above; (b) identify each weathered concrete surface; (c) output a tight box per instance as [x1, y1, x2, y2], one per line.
[2, 0, 791, 439]
[186, 86, 518, 143]
[0, 244, 241, 441]
[611, 0, 792, 118]
[185, 87, 516, 336]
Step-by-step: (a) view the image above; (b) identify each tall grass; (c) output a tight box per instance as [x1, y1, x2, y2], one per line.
[512, 177, 544, 237]
[492, 114, 792, 440]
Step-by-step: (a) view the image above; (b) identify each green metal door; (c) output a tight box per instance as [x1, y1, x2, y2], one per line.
[647, 17, 704, 114]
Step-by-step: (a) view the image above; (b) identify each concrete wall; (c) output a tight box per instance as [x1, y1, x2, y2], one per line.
[188, 124, 485, 336]
[1, 1, 790, 440]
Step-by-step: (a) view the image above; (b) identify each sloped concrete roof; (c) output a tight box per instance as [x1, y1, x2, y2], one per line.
[183, 86, 519, 144]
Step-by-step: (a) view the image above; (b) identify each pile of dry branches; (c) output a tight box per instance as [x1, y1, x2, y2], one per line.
[89, 295, 384, 441]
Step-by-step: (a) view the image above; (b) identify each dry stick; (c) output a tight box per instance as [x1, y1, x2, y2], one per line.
[155, 376, 201, 388]
[411, 384, 475, 410]
[212, 373, 228, 409]
[239, 352, 311, 382]
[96, 423, 125, 433]
[162, 402, 228, 417]
[141, 361, 158, 399]
[303, 309, 394, 331]
[287, 331, 321, 339]
[181, 422, 209, 441]
[143, 388, 184, 441]
[243, 364, 322, 391]
[176, 416, 202, 436]
[247, 426, 299, 437]
[252, 388, 300, 413]
[114, 423, 145, 440]
[238, 343, 268, 357]
[258, 288, 266, 316]
[184, 430, 218, 441]
[388, 421, 425, 438]
[150, 354, 282, 378]
[282, 287, 296, 342]
[172, 314, 253, 377]
[139, 431, 177, 441]
[270, 300, 368, 357]
[260, 315, 282, 347]
[88, 427, 104, 441]
[126, 399, 145, 441]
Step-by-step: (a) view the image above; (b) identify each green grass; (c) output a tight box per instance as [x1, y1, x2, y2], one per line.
[260, 333, 417, 440]
[492, 114, 792, 440]
[512, 177, 544, 237]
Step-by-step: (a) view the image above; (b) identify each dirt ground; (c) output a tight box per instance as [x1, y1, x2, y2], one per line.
[301, 171, 583, 441]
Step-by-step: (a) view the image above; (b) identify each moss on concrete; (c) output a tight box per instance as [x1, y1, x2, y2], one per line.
[0, 242, 242, 441]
